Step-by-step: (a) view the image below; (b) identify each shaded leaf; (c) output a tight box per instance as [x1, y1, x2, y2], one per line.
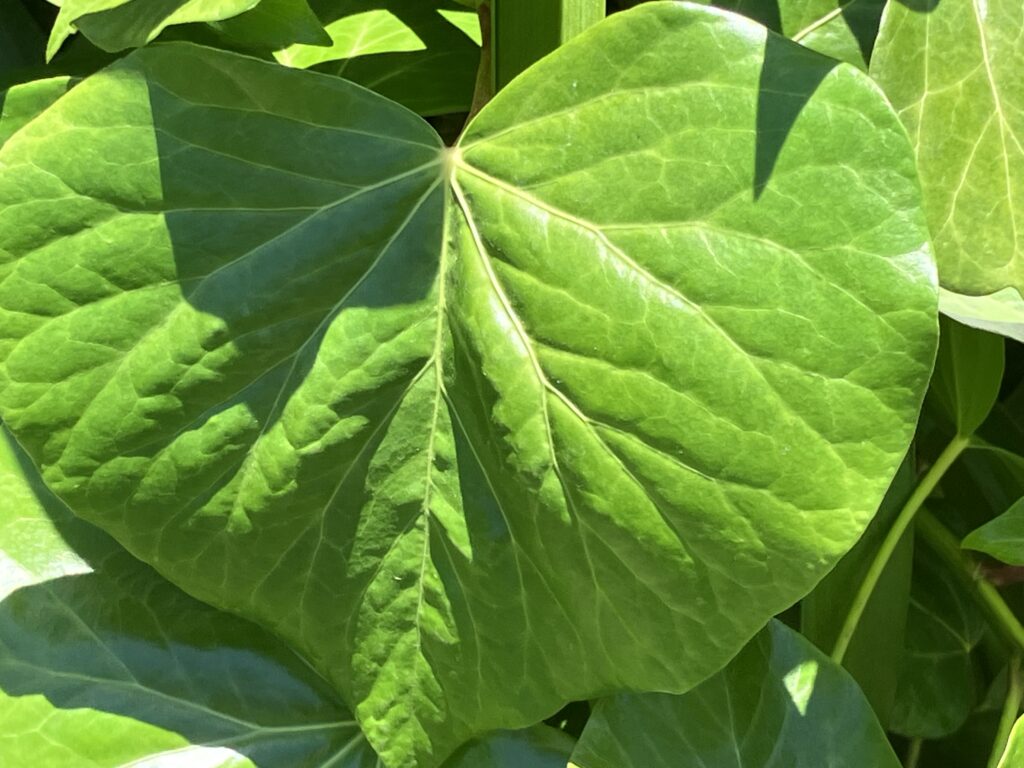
[889, 546, 987, 738]
[569, 620, 901, 768]
[871, 0, 1024, 301]
[927, 316, 1004, 437]
[276, 0, 481, 116]
[0, 5, 936, 765]
[211, 0, 332, 49]
[964, 497, 1024, 566]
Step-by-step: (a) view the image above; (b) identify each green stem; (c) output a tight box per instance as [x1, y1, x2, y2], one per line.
[916, 510, 1024, 653]
[905, 737, 922, 768]
[831, 435, 970, 664]
[491, 0, 604, 91]
[988, 656, 1023, 768]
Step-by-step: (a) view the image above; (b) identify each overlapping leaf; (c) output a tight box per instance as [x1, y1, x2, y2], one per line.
[47, 0, 329, 58]
[964, 498, 1024, 565]
[276, 0, 481, 115]
[0, 4, 937, 765]
[569, 621, 901, 768]
[872, 0, 1024, 312]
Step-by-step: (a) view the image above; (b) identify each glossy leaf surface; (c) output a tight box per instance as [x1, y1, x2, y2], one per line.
[963, 497, 1024, 566]
[276, 0, 481, 116]
[569, 620, 901, 768]
[872, 0, 1024, 298]
[0, 427, 376, 768]
[0, 4, 937, 765]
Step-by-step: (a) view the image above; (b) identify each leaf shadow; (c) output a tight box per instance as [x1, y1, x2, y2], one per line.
[0, 430, 374, 767]
[753, 33, 837, 199]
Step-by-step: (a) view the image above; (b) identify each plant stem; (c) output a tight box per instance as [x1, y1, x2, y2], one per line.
[491, 0, 604, 91]
[916, 509, 1024, 653]
[831, 435, 970, 664]
[904, 737, 922, 768]
[988, 656, 1023, 768]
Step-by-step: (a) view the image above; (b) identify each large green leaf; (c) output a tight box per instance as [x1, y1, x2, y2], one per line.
[569, 620, 901, 768]
[871, 0, 1024, 301]
[276, 0, 481, 116]
[963, 497, 1024, 566]
[0, 4, 937, 765]
[0, 427, 377, 768]
[889, 546, 986, 738]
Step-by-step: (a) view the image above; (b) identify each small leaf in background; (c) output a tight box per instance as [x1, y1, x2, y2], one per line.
[210, 0, 332, 49]
[871, 0, 1024, 319]
[569, 621, 901, 768]
[802, 453, 915, 722]
[46, 0, 320, 58]
[888, 548, 987, 738]
[276, 0, 481, 116]
[927, 316, 1005, 437]
[964, 497, 1024, 566]
[0, 5, 937, 765]
[446, 726, 575, 767]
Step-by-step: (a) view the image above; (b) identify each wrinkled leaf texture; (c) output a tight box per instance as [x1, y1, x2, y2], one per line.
[0, 3, 937, 765]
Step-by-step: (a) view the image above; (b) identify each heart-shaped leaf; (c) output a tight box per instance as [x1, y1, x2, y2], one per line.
[569, 621, 902, 768]
[0, 4, 937, 765]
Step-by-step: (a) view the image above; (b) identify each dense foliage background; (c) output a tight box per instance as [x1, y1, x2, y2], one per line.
[0, 1, 1023, 767]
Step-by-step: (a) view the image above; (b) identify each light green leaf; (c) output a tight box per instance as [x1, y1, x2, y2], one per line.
[871, 0, 1024, 300]
[926, 316, 1004, 437]
[0, 4, 937, 765]
[963, 497, 1024, 566]
[47, 0, 273, 58]
[569, 621, 901, 768]
[801, 452, 915, 722]
[940, 287, 1024, 346]
[889, 547, 986, 738]
[0, 77, 75, 149]
[276, 0, 481, 116]
[0, 427, 376, 768]
[997, 716, 1024, 768]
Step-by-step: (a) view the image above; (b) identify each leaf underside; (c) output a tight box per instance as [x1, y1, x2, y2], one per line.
[0, 4, 937, 766]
